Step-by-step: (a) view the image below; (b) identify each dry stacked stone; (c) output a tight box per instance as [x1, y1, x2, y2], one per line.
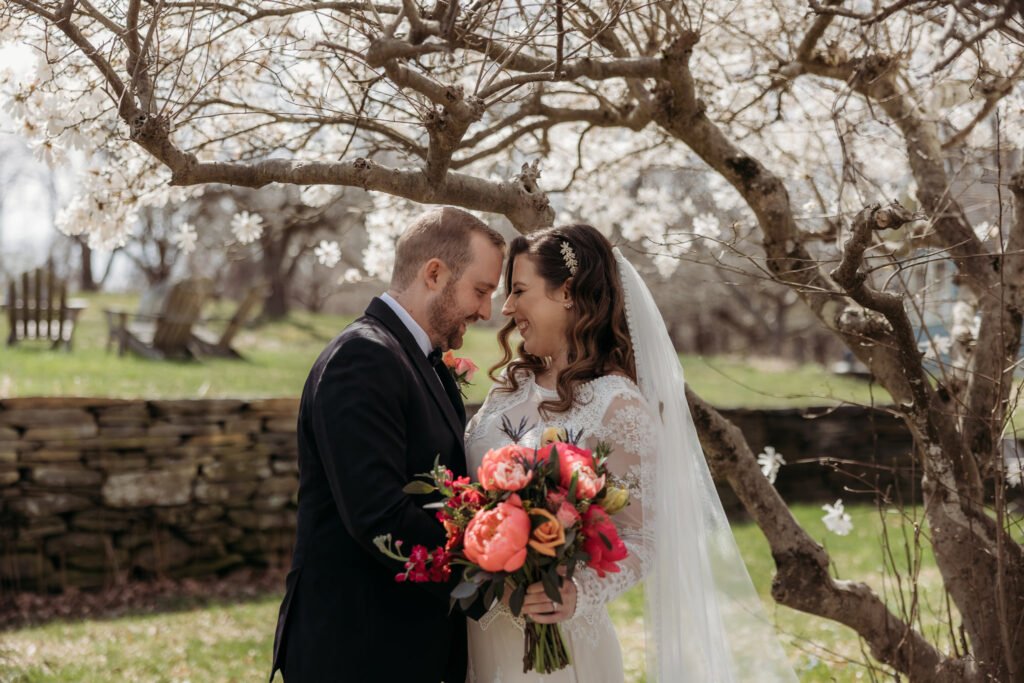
[0, 397, 299, 591]
[0, 397, 920, 593]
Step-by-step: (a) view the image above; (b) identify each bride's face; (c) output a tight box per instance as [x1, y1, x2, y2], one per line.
[500, 254, 571, 358]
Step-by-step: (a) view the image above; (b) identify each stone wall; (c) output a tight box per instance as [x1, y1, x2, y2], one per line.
[0, 397, 298, 592]
[716, 405, 917, 514]
[0, 398, 916, 592]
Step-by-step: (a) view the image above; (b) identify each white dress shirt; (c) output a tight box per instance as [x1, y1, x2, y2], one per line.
[380, 292, 434, 358]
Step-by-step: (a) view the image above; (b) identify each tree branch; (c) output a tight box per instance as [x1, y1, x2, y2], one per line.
[649, 30, 917, 404]
[686, 387, 963, 681]
[153, 152, 551, 230]
[799, 53, 996, 297]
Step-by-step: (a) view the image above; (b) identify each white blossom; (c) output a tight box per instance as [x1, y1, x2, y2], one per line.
[951, 301, 981, 341]
[822, 499, 853, 536]
[692, 213, 721, 240]
[756, 446, 786, 485]
[653, 252, 680, 279]
[301, 185, 337, 208]
[171, 223, 198, 254]
[231, 211, 264, 244]
[341, 268, 363, 284]
[363, 194, 417, 279]
[314, 240, 342, 268]
[918, 335, 953, 361]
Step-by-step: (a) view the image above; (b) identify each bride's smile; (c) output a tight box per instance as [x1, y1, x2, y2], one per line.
[500, 254, 573, 360]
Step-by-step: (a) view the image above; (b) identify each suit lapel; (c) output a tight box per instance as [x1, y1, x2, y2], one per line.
[365, 298, 466, 453]
[436, 361, 467, 424]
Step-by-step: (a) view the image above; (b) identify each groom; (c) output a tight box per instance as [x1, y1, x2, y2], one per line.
[271, 207, 505, 682]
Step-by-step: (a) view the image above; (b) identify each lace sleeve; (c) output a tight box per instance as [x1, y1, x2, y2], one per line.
[567, 389, 655, 631]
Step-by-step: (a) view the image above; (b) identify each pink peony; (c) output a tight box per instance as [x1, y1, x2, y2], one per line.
[478, 444, 535, 492]
[581, 504, 628, 577]
[555, 500, 581, 528]
[546, 489, 567, 507]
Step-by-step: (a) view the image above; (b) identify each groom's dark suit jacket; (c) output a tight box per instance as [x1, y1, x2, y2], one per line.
[271, 297, 482, 683]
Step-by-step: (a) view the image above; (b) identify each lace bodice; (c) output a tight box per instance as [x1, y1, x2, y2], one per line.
[465, 369, 656, 646]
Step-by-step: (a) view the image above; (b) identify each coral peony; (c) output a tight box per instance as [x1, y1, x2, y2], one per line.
[463, 495, 531, 572]
[547, 443, 605, 499]
[478, 444, 535, 492]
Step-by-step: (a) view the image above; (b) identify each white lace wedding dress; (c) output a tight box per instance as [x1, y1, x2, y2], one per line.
[464, 369, 655, 683]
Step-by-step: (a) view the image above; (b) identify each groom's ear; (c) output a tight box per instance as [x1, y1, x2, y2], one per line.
[422, 257, 451, 291]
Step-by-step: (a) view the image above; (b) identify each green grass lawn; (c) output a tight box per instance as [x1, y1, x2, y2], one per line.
[0, 504, 950, 683]
[0, 292, 887, 408]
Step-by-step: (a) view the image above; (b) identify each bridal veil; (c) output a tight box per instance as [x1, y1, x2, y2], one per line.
[614, 248, 797, 682]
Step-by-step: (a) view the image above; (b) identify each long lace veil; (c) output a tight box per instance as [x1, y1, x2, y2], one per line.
[614, 248, 797, 682]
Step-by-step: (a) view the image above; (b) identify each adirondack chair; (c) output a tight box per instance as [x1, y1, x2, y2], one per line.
[3, 263, 86, 351]
[189, 284, 265, 359]
[105, 278, 212, 359]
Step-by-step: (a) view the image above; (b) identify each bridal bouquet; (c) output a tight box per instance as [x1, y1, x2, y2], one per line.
[375, 421, 631, 674]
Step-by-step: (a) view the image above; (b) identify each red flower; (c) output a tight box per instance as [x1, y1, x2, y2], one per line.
[409, 545, 429, 565]
[408, 567, 431, 582]
[581, 504, 628, 577]
[445, 528, 463, 552]
[429, 547, 452, 582]
[450, 477, 486, 509]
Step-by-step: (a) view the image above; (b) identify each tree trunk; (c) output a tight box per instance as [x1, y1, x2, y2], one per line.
[263, 280, 289, 319]
[260, 233, 292, 320]
[79, 239, 98, 292]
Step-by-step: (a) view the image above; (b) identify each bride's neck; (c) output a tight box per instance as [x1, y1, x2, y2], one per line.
[535, 350, 569, 390]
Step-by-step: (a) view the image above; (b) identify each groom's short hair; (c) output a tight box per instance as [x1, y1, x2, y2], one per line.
[390, 207, 505, 291]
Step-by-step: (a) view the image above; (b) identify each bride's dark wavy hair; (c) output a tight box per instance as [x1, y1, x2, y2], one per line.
[490, 224, 636, 415]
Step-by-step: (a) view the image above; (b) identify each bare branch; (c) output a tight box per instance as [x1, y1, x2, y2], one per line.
[686, 387, 962, 681]
[799, 53, 997, 297]
[649, 30, 917, 404]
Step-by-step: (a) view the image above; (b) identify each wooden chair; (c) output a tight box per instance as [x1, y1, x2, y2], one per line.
[189, 284, 265, 359]
[3, 264, 86, 351]
[105, 278, 212, 359]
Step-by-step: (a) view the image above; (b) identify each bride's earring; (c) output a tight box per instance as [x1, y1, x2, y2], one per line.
[564, 301, 573, 310]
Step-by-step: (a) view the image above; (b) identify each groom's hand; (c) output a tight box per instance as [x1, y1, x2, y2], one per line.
[520, 576, 577, 624]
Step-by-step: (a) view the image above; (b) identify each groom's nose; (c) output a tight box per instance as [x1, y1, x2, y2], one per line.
[478, 297, 492, 321]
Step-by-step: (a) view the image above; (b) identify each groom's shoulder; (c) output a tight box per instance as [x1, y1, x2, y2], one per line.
[324, 314, 401, 361]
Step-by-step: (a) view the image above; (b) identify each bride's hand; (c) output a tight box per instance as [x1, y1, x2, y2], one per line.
[519, 574, 577, 624]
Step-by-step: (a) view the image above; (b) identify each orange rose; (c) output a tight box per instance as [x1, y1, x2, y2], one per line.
[528, 508, 566, 557]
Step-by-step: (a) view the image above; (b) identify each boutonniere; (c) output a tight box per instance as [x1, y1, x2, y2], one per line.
[442, 350, 478, 398]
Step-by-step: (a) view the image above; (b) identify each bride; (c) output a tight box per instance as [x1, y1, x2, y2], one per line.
[464, 224, 796, 682]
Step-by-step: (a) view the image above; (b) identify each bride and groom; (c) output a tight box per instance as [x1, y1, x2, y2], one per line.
[270, 207, 796, 682]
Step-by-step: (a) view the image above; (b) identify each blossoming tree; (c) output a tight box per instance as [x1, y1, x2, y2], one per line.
[4, 1, 1024, 679]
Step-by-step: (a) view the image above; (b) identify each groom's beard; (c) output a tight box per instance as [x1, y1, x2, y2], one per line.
[428, 280, 476, 350]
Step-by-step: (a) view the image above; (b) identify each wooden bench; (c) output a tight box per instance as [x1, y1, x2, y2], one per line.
[4, 265, 86, 351]
[189, 284, 265, 359]
[105, 278, 212, 360]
